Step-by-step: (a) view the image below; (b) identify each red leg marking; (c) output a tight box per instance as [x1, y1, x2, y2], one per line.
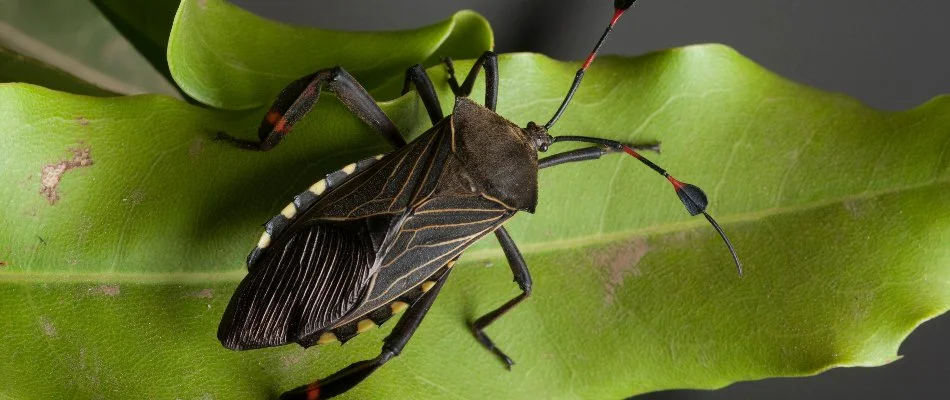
[306, 382, 320, 400]
[274, 118, 289, 134]
[266, 111, 281, 125]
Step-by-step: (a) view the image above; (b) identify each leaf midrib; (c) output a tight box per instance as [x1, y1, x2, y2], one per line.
[1, 177, 944, 283]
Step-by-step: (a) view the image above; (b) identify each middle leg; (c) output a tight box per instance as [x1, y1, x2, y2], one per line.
[471, 226, 532, 369]
[437, 54, 538, 368]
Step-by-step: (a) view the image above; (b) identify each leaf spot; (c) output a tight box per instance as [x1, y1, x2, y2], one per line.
[39, 316, 57, 337]
[40, 146, 94, 205]
[189, 137, 205, 159]
[190, 288, 215, 299]
[595, 237, 650, 305]
[90, 285, 121, 296]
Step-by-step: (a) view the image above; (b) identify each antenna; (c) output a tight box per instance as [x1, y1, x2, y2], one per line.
[552, 135, 744, 277]
[544, 0, 640, 130]
[537, 0, 743, 276]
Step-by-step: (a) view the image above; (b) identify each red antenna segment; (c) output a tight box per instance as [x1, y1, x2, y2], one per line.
[544, 0, 639, 130]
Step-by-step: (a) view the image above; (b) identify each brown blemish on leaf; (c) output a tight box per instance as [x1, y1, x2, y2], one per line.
[594, 237, 650, 305]
[190, 288, 215, 299]
[39, 316, 57, 337]
[40, 146, 94, 205]
[189, 137, 205, 159]
[0, 260, 7, 268]
[198, 0, 208, 9]
[76, 116, 89, 126]
[90, 285, 121, 296]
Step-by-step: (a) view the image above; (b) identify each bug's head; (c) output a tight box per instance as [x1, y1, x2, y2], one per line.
[524, 122, 554, 152]
[525, 0, 743, 277]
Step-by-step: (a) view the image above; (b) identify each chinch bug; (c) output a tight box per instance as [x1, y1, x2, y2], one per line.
[216, 0, 742, 398]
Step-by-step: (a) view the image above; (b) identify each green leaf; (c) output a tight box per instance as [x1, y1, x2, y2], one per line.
[0, 0, 179, 96]
[167, 0, 494, 110]
[1, 45, 948, 399]
[89, 0, 182, 93]
[0, 47, 117, 96]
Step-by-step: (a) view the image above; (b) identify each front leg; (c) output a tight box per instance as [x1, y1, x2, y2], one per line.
[218, 66, 405, 151]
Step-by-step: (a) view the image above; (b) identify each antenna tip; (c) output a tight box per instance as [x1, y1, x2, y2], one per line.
[701, 211, 743, 279]
[615, 0, 638, 11]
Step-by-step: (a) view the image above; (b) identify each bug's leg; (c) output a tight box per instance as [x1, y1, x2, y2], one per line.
[402, 64, 444, 125]
[539, 143, 661, 169]
[472, 226, 531, 369]
[279, 268, 452, 400]
[217, 66, 406, 151]
[443, 51, 498, 110]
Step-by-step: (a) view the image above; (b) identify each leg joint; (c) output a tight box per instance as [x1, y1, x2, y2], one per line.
[378, 346, 398, 362]
[520, 283, 532, 297]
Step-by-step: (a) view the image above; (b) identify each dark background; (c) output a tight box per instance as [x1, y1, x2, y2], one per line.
[231, 0, 950, 398]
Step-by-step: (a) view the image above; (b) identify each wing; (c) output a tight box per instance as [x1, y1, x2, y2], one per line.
[218, 222, 375, 350]
[223, 121, 456, 350]
[335, 162, 517, 325]
[309, 117, 454, 221]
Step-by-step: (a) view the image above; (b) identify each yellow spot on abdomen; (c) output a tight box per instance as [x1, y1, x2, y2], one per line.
[257, 232, 272, 248]
[390, 301, 409, 314]
[309, 180, 327, 195]
[317, 332, 338, 345]
[274, 118, 288, 134]
[341, 163, 357, 175]
[446, 260, 457, 269]
[265, 111, 281, 124]
[280, 203, 297, 219]
[356, 319, 377, 333]
[421, 281, 436, 293]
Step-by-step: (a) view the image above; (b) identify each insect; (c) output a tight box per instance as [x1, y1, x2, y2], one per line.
[216, 0, 742, 398]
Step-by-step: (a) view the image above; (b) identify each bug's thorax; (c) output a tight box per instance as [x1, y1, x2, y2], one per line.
[449, 97, 540, 213]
